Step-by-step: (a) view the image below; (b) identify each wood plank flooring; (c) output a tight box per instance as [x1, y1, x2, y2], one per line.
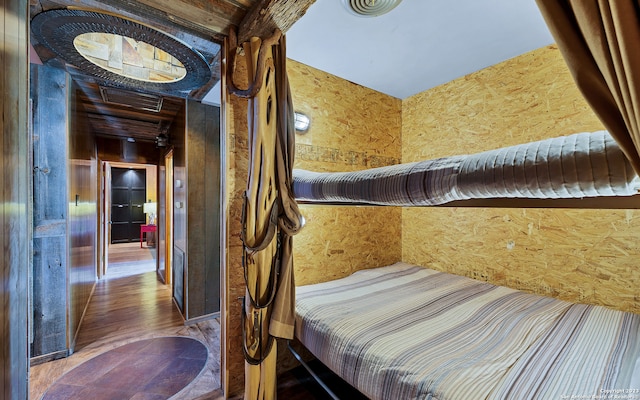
[29, 243, 223, 400]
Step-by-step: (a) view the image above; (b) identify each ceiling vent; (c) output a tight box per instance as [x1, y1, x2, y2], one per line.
[99, 86, 164, 112]
[342, 0, 402, 17]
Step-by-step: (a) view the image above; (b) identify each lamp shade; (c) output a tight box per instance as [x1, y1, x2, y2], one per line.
[143, 202, 157, 214]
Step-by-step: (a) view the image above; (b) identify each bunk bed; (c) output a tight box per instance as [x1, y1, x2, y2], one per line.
[293, 130, 640, 206]
[289, 130, 640, 398]
[286, 0, 640, 392]
[225, 1, 640, 398]
[294, 262, 640, 400]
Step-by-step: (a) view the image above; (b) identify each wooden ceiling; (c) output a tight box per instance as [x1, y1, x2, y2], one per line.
[74, 80, 184, 144]
[29, 0, 315, 145]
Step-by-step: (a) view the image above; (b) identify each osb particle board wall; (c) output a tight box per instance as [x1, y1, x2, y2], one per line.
[288, 59, 403, 286]
[402, 45, 640, 314]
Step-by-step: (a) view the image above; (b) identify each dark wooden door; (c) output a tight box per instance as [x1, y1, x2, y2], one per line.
[111, 167, 146, 243]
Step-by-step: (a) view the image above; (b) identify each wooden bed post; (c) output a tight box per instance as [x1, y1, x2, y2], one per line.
[242, 33, 279, 400]
[222, 2, 315, 396]
[227, 27, 303, 399]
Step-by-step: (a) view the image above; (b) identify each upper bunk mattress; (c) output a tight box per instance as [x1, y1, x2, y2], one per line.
[293, 131, 640, 205]
[295, 262, 640, 400]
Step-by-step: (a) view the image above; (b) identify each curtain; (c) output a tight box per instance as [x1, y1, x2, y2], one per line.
[536, 0, 640, 175]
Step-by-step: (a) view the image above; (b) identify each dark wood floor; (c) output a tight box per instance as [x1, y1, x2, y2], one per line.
[41, 336, 209, 399]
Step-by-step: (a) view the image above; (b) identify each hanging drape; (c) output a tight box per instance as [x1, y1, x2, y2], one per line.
[227, 27, 304, 400]
[536, 0, 640, 175]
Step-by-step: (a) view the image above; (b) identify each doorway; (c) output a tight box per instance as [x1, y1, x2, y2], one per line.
[101, 162, 158, 278]
[110, 167, 147, 244]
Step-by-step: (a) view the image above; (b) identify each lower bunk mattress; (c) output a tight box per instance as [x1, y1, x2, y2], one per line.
[294, 262, 640, 400]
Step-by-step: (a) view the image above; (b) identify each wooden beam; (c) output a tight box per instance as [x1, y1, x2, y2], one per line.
[132, 0, 247, 43]
[33, 0, 224, 59]
[189, 52, 222, 101]
[2, 0, 30, 397]
[238, 0, 316, 43]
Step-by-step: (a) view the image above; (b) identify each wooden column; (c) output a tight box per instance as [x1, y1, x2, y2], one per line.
[1, 0, 29, 398]
[241, 36, 280, 400]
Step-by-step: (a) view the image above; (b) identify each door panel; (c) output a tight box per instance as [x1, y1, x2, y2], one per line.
[131, 188, 146, 222]
[111, 190, 128, 204]
[111, 167, 147, 243]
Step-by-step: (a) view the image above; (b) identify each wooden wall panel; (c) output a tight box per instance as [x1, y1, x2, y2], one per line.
[1, 0, 29, 397]
[97, 137, 161, 165]
[402, 45, 640, 314]
[30, 65, 69, 359]
[171, 104, 188, 314]
[186, 100, 206, 319]
[186, 100, 221, 319]
[30, 66, 99, 360]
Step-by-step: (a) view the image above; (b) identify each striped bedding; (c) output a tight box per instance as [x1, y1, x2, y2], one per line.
[292, 131, 640, 205]
[295, 262, 640, 400]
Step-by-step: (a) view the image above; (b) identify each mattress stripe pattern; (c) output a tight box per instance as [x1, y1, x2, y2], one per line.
[292, 131, 640, 205]
[295, 263, 640, 400]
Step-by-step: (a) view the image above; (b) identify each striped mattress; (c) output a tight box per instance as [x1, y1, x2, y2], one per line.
[293, 131, 640, 205]
[295, 262, 640, 400]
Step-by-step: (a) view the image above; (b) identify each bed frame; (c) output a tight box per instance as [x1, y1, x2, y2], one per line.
[291, 262, 640, 400]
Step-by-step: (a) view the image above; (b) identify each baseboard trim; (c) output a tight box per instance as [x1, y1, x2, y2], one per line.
[30, 349, 70, 366]
[184, 311, 220, 326]
[69, 280, 97, 355]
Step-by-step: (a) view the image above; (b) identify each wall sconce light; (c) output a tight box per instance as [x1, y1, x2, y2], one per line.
[294, 112, 310, 133]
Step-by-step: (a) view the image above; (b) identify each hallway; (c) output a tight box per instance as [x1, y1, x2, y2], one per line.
[29, 243, 222, 399]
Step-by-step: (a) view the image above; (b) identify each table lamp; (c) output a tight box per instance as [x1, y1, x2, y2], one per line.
[143, 201, 157, 225]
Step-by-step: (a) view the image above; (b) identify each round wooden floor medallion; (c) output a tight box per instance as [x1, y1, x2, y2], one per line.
[42, 336, 208, 400]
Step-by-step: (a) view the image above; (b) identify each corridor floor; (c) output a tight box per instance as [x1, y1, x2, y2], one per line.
[29, 242, 222, 400]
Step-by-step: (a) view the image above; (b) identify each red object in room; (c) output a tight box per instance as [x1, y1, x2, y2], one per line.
[140, 224, 157, 248]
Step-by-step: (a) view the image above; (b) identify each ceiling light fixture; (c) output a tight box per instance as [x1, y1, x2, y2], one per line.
[156, 132, 169, 147]
[294, 112, 310, 133]
[342, 0, 403, 17]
